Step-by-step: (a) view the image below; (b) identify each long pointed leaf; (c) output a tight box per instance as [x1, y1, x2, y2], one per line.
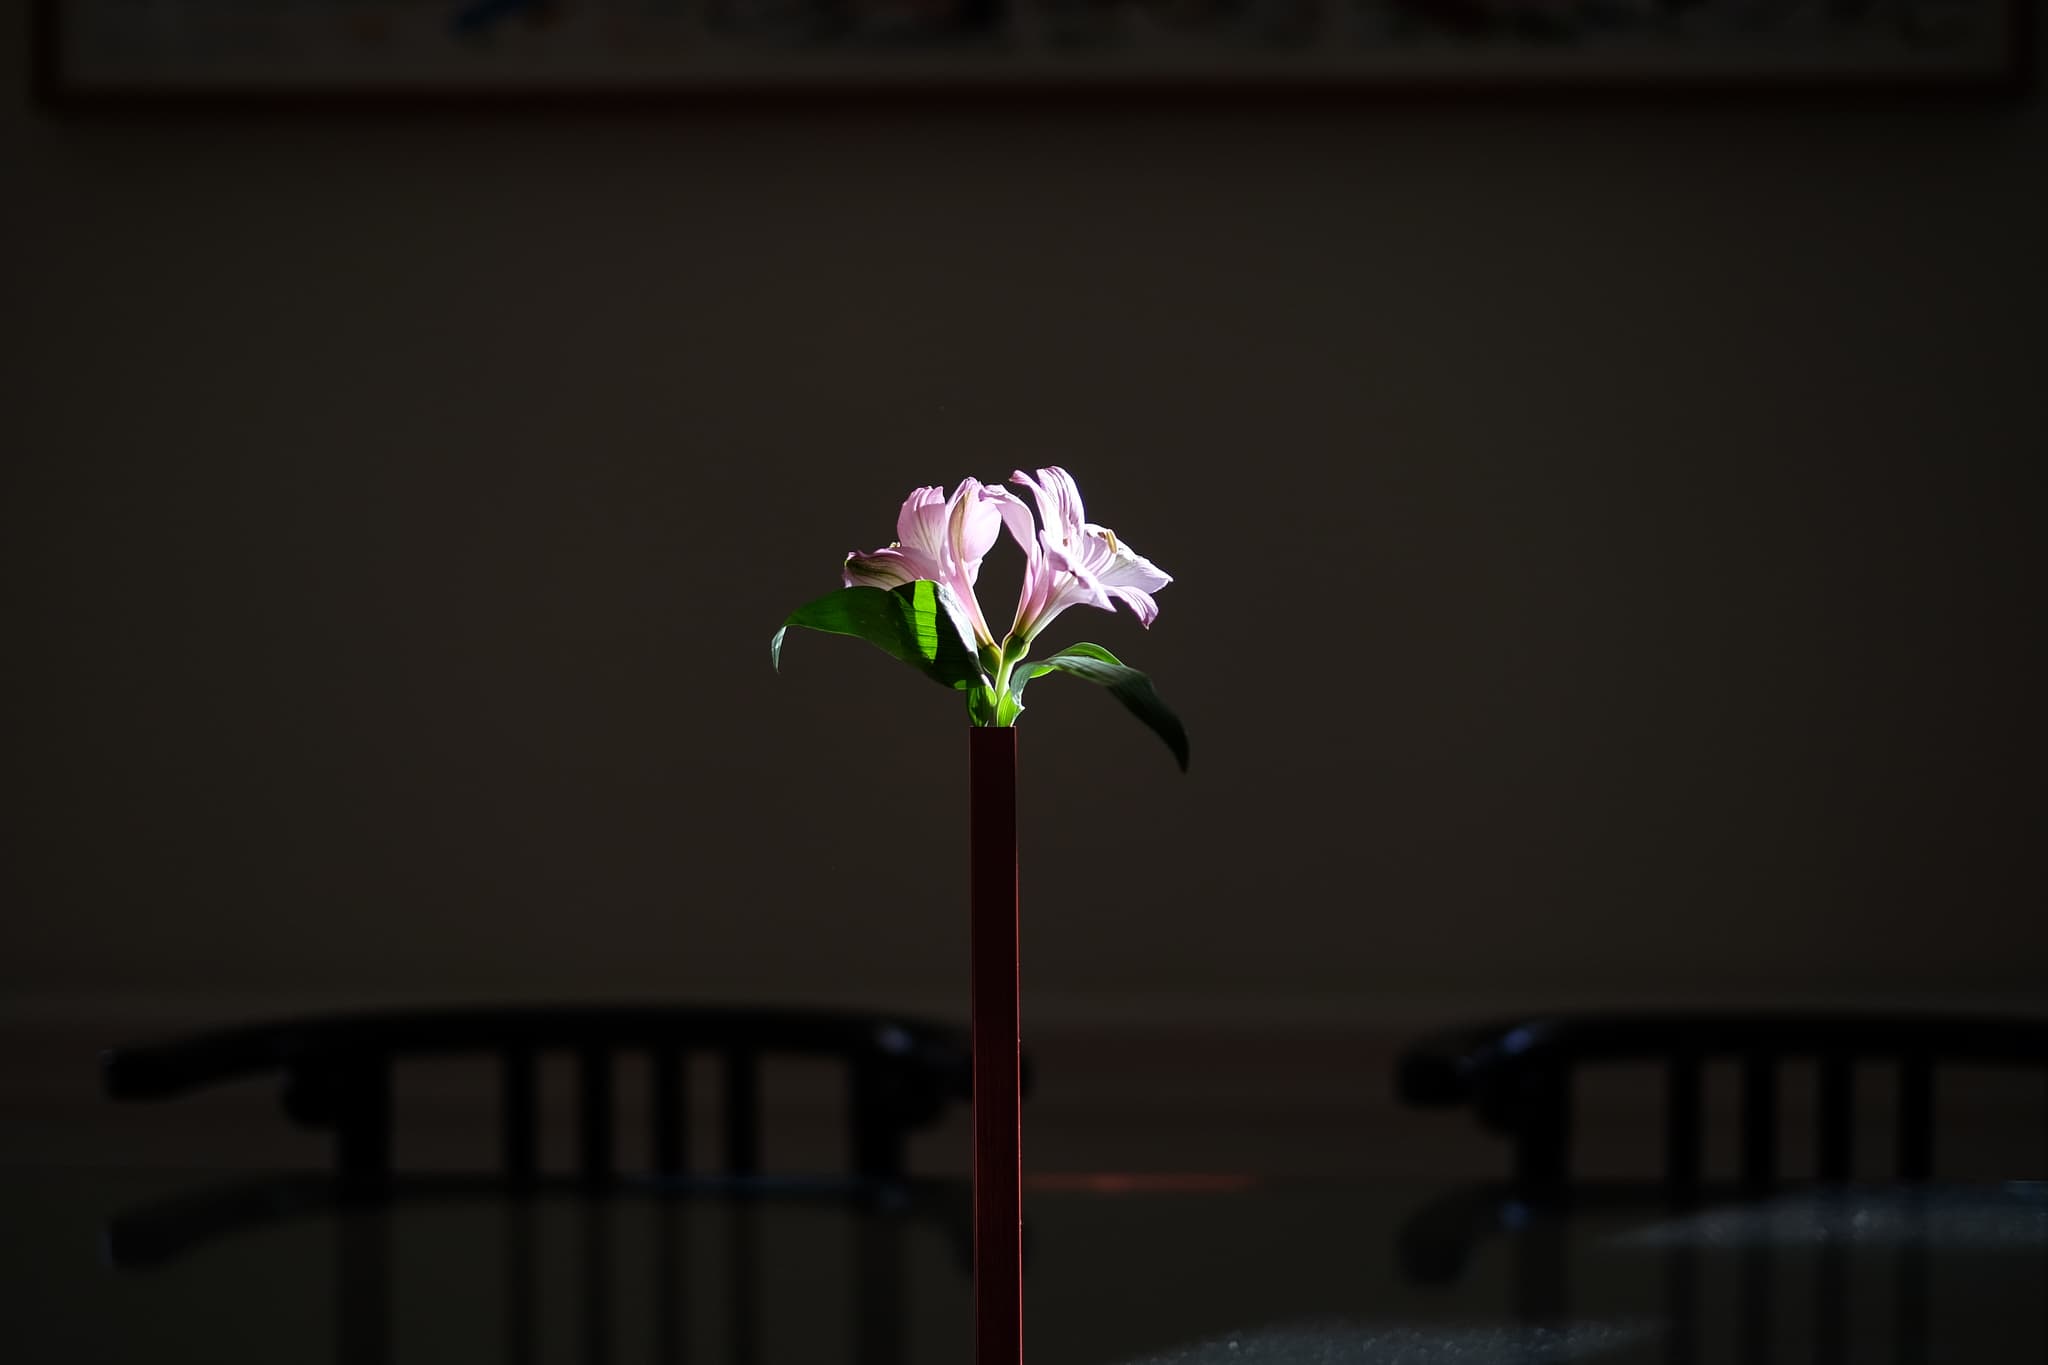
[771, 581, 984, 690]
[1008, 642, 1188, 771]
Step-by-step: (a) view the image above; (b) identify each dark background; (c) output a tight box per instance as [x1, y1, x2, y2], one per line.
[3, 15, 2044, 1174]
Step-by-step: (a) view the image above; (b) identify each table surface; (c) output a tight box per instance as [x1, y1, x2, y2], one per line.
[6, 1166, 2047, 1364]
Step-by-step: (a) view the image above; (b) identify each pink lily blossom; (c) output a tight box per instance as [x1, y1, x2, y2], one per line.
[781, 466, 1184, 757]
[843, 477, 1021, 650]
[1001, 467, 1172, 644]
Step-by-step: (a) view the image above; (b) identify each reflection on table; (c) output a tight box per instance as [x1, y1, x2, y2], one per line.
[6, 1167, 2046, 1364]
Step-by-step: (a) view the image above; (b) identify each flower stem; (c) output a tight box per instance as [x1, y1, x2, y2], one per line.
[989, 636, 1030, 727]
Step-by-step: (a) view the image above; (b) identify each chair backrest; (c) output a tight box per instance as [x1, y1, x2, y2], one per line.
[1397, 1012, 2048, 1197]
[104, 1005, 974, 1188]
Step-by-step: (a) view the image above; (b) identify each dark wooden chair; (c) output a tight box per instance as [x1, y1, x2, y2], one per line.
[104, 1004, 985, 1190]
[1398, 1011, 2048, 1199]
[1395, 1010, 2048, 1316]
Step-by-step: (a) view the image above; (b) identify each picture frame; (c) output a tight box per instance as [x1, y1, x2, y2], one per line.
[32, 0, 2034, 106]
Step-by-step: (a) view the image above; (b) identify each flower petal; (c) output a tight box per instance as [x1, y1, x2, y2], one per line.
[1011, 467, 1089, 557]
[946, 478, 1005, 586]
[985, 484, 1037, 556]
[1105, 584, 1160, 627]
[1002, 467, 1174, 640]
[984, 486, 1047, 634]
[1083, 523, 1172, 595]
[895, 486, 951, 562]
[843, 547, 919, 589]
[1042, 532, 1114, 612]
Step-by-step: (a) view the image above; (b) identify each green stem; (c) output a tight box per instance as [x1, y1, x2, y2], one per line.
[989, 635, 1030, 727]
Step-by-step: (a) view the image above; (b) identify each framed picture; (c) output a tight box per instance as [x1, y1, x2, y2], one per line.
[32, 0, 2034, 104]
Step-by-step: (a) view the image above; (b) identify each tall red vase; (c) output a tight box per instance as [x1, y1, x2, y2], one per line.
[968, 726, 1022, 1365]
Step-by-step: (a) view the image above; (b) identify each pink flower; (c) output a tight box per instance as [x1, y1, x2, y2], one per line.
[1001, 467, 1172, 644]
[843, 478, 1019, 649]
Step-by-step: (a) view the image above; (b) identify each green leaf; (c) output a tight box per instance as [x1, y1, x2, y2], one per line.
[771, 581, 985, 690]
[965, 686, 999, 727]
[1008, 642, 1189, 772]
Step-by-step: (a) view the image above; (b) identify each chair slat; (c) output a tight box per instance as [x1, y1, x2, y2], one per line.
[579, 1047, 614, 1185]
[335, 1058, 392, 1183]
[652, 1045, 686, 1178]
[850, 1057, 908, 1181]
[1817, 1056, 1854, 1183]
[503, 1048, 538, 1183]
[725, 1051, 760, 1178]
[1742, 1054, 1777, 1193]
[1512, 1061, 1571, 1196]
[1665, 1053, 1703, 1195]
[1898, 1056, 1934, 1182]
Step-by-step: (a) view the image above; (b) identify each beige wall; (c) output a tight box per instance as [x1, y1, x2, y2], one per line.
[4, 16, 2044, 1049]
